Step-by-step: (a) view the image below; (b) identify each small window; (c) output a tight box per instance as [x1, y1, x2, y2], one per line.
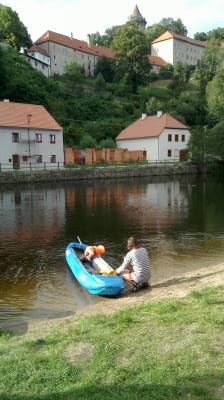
[8, 159, 12, 162]
[12, 132, 19, 142]
[182, 134, 185, 142]
[22, 156, 28, 162]
[36, 155, 42, 163]
[51, 155, 56, 163]
[36, 133, 42, 143]
[168, 150, 172, 157]
[168, 134, 172, 142]
[50, 134, 56, 143]
[175, 134, 179, 142]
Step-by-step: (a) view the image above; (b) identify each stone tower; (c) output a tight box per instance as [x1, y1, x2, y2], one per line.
[129, 4, 147, 31]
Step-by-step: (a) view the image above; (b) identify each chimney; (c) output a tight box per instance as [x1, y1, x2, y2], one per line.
[141, 113, 147, 120]
[157, 111, 163, 118]
[87, 34, 91, 48]
[3, 99, 10, 102]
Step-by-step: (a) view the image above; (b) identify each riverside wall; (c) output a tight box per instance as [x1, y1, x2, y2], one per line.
[0, 164, 201, 184]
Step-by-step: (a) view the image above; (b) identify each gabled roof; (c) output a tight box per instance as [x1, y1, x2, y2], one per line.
[0, 102, 61, 130]
[116, 113, 188, 140]
[35, 30, 114, 59]
[28, 44, 50, 57]
[148, 55, 166, 67]
[152, 31, 206, 48]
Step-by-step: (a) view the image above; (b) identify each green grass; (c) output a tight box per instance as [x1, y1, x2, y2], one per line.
[0, 286, 224, 400]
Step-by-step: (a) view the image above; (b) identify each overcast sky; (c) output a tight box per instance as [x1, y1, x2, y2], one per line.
[1, 0, 224, 42]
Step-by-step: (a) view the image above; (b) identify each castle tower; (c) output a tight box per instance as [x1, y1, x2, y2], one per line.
[129, 4, 147, 31]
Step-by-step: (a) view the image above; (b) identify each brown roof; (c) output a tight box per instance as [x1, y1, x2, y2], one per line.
[148, 55, 166, 66]
[28, 44, 50, 57]
[35, 30, 114, 59]
[152, 31, 206, 48]
[116, 113, 188, 140]
[0, 101, 61, 130]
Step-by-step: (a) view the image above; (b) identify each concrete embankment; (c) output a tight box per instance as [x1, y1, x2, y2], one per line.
[0, 163, 199, 184]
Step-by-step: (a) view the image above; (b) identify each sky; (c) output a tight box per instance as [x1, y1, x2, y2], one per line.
[1, 0, 224, 42]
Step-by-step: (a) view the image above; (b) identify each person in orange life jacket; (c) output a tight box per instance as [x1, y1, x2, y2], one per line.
[81, 245, 105, 262]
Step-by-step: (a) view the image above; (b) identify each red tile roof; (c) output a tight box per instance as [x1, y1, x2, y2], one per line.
[28, 44, 50, 57]
[0, 102, 61, 130]
[152, 31, 206, 48]
[35, 30, 114, 59]
[148, 55, 166, 66]
[116, 113, 188, 140]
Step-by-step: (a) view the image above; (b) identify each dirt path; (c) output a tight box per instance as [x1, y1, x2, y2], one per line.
[27, 263, 224, 338]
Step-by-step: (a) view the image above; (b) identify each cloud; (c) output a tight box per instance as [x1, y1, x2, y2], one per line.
[1, 0, 224, 42]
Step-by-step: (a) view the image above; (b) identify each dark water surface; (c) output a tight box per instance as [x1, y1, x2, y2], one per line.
[0, 176, 224, 331]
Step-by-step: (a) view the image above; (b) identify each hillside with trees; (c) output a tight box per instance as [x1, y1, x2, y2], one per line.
[0, 3, 224, 158]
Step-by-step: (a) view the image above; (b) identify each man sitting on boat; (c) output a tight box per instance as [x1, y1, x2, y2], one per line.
[116, 237, 150, 288]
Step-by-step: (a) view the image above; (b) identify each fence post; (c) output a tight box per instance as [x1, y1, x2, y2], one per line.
[29, 162, 32, 173]
[58, 162, 60, 170]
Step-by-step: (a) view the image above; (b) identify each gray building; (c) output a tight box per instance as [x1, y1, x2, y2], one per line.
[0, 100, 64, 170]
[129, 5, 147, 31]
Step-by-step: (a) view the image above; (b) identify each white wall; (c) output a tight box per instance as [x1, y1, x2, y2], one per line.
[0, 127, 64, 169]
[117, 137, 159, 161]
[25, 55, 50, 77]
[151, 38, 174, 64]
[29, 51, 51, 66]
[159, 128, 191, 161]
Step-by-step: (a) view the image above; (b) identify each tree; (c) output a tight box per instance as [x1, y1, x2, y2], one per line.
[145, 18, 187, 48]
[207, 27, 224, 42]
[145, 97, 163, 115]
[158, 63, 174, 79]
[194, 32, 208, 41]
[79, 134, 97, 149]
[188, 127, 207, 160]
[98, 137, 116, 148]
[112, 22, 151, 91]
[207, 121, 224, 156]
[0, 4, 31, 49]
[95, 57, 115, 82]
[206, 67, 224, 123]
[89, 26, 121, 48]
[195, 45, 224, 94]
[170, 62, 193, 88]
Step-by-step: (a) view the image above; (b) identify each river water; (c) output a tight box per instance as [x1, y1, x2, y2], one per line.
[0, 176, 224, 331]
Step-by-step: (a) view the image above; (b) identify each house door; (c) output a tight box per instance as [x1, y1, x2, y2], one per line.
[180, 150, 188, 161]
[12, 154, 20, 170]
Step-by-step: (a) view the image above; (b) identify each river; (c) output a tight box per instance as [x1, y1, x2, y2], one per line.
[0, 175, 224, 331]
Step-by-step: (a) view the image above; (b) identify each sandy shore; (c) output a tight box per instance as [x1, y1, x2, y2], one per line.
[27, 263, 224, 338]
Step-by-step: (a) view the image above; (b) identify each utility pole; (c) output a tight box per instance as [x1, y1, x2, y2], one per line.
[27, 113, 32, 159]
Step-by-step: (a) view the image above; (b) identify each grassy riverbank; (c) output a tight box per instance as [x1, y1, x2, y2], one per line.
[0, 285, 224, 400]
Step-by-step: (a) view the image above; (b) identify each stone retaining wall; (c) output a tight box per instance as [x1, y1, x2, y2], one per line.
[0, 163, 199, 184]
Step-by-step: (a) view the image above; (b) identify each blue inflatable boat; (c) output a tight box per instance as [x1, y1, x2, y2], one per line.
[65, 242, 124, 296]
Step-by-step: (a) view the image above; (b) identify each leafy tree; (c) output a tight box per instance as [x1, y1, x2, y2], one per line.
[89, 26, 121, 48]
[95, 57, 115, 82]
[112, 22, 151, 91]
[188, 127, 207, 160]
[207, 27, 224, 42]
[195, 45, 224, 94]
[145, 97, 163, 115]
[63, 122, 87, 147]
[170, 62, 193, 88]
[158, 63, 174, 79]
[145, 18, 187, 49]
[194, 32, 208, 41]
[62, 62, 85, 95]
[0, 4, 31, 49]
[98, 137, 116, 148]
[94, 73, 106, 91]
[207, 121, 224, 156]
[79, 134, 97, 149]
[206, 67, 224, 123]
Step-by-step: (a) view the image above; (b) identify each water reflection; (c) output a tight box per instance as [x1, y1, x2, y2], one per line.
[0, 176, 224, 330]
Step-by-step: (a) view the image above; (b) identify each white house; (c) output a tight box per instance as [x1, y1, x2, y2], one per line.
[151, 31, 206, 66]
[116, 112, 190, 162]
[0, 100, 64, 170]
[20, 45, 51, 77]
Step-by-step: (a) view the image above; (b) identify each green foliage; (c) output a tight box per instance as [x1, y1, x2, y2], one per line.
[207, 120, 224, 156]
[0, 4, 31, 49]
[194, 32, 208, 41]
[79, 134, 97, 149]
[89, 26, 122, 48]
[169, 62, 193, 89]
[188, 127, 207, 159]
[145, 97, 163, 115]
[195, 45, 224, 94]
[95, 57, 115, 82]
[112, 22, 151, 91]
[206, 67, 224, 123]
[145, 18, 187, 50]
[98, 137, 116, 149]
[158, 63, 174, 80]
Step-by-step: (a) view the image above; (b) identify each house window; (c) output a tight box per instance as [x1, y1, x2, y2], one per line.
[50, 134, 56, 143]
[168, 150, 172, 158]
[36, 155, 42, 163]
[175, 134, 179, 142]
[51, 155, 56, 163]
[36, 133, 42, 143]
[12, 132, 19, 142]
[22, 156, 28, 162]
[168, 134, 172, 142]
[182, 134, 185, 142]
